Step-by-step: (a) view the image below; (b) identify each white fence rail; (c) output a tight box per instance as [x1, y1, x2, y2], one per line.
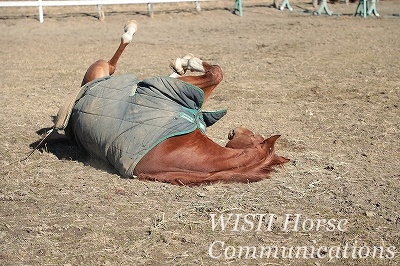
[0, 0, 205, 22]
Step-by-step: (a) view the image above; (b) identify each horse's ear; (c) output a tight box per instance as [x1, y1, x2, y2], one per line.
[263, 135, 280, 146]
[261, 135, 281, 153]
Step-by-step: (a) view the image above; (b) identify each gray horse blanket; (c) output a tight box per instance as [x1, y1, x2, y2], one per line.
[62, 74, 226, 177]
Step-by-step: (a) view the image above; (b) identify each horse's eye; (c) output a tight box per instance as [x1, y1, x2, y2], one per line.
[228, 129, 235, 140]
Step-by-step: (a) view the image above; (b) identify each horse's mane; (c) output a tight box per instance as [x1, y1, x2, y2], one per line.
[137, 154, 289, 186]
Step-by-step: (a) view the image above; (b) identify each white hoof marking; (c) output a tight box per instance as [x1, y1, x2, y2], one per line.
[121, 20, 138, 44]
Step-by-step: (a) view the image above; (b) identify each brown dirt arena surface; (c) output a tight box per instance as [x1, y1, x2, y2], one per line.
[1, 0, 399, 265]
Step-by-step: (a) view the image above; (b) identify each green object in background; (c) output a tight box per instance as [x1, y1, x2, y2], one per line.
[367, 0, 379, 17]
[355, 0, 368, 18]
[355, 0, 380, 17]
[315, 0, 333, 16]
[234, 0, 243, 16]
[280, 0, 293, 11]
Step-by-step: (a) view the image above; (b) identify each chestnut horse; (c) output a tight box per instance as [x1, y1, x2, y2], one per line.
[77, 20, 289, 185]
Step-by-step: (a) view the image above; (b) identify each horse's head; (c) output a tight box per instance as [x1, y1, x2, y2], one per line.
[226, 127, 266, 149]
[226, 127, 289, 166]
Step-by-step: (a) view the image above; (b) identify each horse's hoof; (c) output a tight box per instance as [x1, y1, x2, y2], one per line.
[187, 56, 205, 73]
[169, 54, 195, 75]
[98, 11, 105, 21]
[169, 58, 186, 76]
[183, 53, 195, 60]
[169, 54, 198, 76]
[121, 20, 138, 44]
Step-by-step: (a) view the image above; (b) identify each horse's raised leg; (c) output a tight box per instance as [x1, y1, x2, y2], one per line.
[81, 20, 138, 86]
[180, 63, 223, 105]
[170, 56, 223, 104]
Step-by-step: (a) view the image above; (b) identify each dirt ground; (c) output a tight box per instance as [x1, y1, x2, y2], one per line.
[1, 0, 399, 265]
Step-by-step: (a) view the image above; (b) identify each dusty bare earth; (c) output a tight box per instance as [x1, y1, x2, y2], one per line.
[1, 0, 399, 265]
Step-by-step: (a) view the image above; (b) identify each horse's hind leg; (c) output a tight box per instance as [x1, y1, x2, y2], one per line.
[80, 20, 138, 86]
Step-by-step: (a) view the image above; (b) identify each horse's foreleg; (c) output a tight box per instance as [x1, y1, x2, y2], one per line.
[178, 62, 223, 104]
[81, 20, 137, 86]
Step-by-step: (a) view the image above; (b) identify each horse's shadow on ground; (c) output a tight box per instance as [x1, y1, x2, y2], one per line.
[30, 118, 118, 175]
[30, 127, 85, 161]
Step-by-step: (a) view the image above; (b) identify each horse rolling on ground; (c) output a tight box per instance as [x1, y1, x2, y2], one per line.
[59, 20, 289, 186]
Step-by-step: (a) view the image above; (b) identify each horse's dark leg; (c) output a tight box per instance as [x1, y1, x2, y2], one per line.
[80, 20, 137, 86]
[177, 62, 223, 105]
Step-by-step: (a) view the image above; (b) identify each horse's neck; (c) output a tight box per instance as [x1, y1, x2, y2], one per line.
[165, 130, 266, 172]
[134, 129, 287, 185]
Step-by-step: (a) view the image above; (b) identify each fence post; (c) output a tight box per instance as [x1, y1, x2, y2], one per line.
[195, 1, 201, 12]
[97, 4, 105, 20]
[38, 0, 44, 23]
[147, 3, 154, 18]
